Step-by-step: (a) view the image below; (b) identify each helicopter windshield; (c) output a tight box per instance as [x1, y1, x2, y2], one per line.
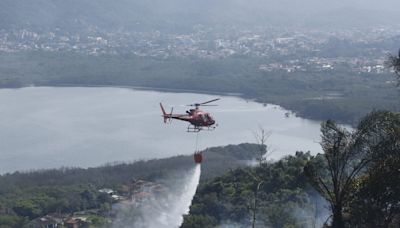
[204, 114, 211, 121]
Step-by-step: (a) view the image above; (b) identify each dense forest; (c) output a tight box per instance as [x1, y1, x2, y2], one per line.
[182, 111, 400, 227]
[0, 143, 260, 227]
[0, 51, 398, 125]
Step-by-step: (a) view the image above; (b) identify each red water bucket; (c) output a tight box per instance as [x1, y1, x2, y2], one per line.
[194, 152, 203, 163]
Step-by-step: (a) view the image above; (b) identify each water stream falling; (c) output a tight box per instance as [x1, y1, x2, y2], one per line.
[112, 164, 201, 228]
[176, 164, 201, 226]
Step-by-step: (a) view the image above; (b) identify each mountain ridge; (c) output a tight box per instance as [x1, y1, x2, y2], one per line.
[1, 0, 400, 32]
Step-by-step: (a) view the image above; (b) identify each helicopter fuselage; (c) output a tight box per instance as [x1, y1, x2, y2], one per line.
[160, 103, 216, 128]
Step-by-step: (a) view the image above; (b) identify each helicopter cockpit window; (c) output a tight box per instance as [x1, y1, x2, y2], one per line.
[199, 114, 206, 122]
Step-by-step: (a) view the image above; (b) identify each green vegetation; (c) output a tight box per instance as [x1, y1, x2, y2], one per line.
[386, 50, 400, 85]
[305, 111, 400, 227]
[0, 51, 398, 125]
[0, 144, 259, 227]
[182, 111, 400, 227]
[182, 151, 322, 228]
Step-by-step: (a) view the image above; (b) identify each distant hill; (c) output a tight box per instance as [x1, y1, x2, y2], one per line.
[0, 143, 260, 185]
[1, 0, 400, 32]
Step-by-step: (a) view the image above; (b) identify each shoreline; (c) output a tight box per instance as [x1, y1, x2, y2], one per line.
[2, 83, 358, 127]
[50, 83, 244, 97]
[1, 83, 334, 125]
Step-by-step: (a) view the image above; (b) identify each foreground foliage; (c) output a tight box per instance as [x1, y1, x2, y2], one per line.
[183, 111, 400, 228]
[304, 111, 400, 227]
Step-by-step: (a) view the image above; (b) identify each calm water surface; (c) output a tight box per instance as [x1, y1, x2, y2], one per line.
[0, 87, 322, 173]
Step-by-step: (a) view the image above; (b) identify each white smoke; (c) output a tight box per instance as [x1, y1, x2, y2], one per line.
[112, 164, 201, 228]
[290, 194, 330, 228]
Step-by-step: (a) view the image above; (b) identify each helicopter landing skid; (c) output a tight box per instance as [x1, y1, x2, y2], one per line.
[187, 124, 216, 133]
[187, 125, 201, 133]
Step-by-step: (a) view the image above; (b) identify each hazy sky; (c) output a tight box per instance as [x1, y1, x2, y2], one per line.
[1, 0, 400, 30]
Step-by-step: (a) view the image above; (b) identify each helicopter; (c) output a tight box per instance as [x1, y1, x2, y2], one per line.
[159, 98, 220, 132]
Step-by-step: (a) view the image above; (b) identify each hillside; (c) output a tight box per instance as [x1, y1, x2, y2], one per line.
[0, 143, 259, 227]
[181, 152, 328, 227]
[182, 111, 400, 227]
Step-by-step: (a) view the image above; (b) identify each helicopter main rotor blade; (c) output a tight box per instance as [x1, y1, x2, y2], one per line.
[200, 98, 220, 105]
[186, 98, 220, 107]
[186, 104, 218, 107]
[166, 104, 187, 108]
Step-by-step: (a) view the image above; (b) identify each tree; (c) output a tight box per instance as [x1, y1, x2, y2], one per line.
[304, 111, 400, 228]
[245, 170, 264, 228]
[253, 127, 272, 166]
[349, 156, 400, 227]
[181, 214, 217, 228]
[348, 112, 400, 227]
[304, 121, 352, 228]
[385, 49, 400, 85]
[248, 126, 271, 227]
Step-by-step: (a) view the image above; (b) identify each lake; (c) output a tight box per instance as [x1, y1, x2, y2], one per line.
[0, 87, 322, 174]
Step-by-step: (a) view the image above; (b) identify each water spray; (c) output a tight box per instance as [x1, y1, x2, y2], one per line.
[176, 164, 201, 226]
[112, 164, 201, 228]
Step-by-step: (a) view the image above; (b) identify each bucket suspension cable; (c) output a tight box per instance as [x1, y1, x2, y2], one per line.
[195, 131, 200, 152]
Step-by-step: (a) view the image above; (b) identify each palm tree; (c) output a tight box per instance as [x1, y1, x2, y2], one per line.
[304, 111, 400, 228]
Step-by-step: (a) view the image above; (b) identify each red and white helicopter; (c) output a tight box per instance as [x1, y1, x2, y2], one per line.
[159, 98, 219, 132]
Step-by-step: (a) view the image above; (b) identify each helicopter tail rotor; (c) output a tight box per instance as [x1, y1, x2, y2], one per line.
[160, 103, 169, 123]
[169, 107, 173, 123]
[160, 103, 174, 123]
